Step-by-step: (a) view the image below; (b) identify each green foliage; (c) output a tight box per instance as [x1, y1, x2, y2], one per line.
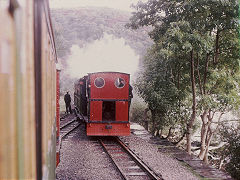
[130, 97, 148, 124]
[220, 124, 240, 179]
[129, 0, 240, 147]
[134, 45, 191, 130]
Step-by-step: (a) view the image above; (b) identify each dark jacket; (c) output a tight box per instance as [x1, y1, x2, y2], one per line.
[129, 85, 133, 99]
[64, 93, 71, 104]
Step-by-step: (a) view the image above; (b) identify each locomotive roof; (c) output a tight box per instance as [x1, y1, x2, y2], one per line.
[88, 71, 130, 76]
[75, 72, 130, 84]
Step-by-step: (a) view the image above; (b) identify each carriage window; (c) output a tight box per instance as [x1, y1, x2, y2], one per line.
[94, 77, 105, 88]
[115, 78, 125, 88]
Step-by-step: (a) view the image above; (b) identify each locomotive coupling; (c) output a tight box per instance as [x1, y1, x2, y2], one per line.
[105, 124, 112, 129]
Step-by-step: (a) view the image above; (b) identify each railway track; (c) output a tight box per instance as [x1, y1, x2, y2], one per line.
[56, 115, 81, 168]
[60, 113, 69, 121]
[99, 137, 162, 180]
[60, 118, 80, 140]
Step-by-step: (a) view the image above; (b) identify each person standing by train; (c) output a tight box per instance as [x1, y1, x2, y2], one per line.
[129, 84, 133, 108]
[64, 92, 72, 114]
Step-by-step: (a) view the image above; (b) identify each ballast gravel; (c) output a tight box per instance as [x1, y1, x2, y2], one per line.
[56, 123, 122, 180]
[120, 135, 199, 180]
[56, 121, 199, 180]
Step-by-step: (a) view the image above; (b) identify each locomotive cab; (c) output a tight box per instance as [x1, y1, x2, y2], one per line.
[75, 72, 131, 136]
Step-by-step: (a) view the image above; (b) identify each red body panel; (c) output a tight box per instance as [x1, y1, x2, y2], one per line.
[116, 101, 128, 121]
[90, 72, 129, 99]
[87, 123, 130, 136]
[90, 101, 102, 121]
[56, 70, 60, 166]
[56, 70, 60, 138]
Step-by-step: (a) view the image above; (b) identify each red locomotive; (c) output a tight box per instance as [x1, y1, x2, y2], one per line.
[74, 72, 131, 136]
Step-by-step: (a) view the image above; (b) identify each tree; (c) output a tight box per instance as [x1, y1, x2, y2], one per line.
[129, 0, 240, 158]
[135, 43, 190, 136]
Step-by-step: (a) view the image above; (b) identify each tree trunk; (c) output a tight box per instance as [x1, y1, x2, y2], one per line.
[199, 110, 208, 160]
[159, 128, 163, 138]
[175, 131, 186, 147]
[219, 157, 224, 169]
[213, 30, 220, 65]
[186, 50, 197, 154]
[144, 108, 149, 131]
[166, 127, 172, 139]
[186, 127, 192, 154]
[203, 54, 209, 94]
[196, 53, 203, 95]
[151, 110, 156, 134]
[202, 113, 223, 163]
[203, 130, 213, 163]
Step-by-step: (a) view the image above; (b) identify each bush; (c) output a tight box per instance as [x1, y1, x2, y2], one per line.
[220, 124, 240, 179]
[129, 97, 148, 125]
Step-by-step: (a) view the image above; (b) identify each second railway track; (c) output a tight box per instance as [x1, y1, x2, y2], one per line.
[60, 116, 81, 143]
[99, 137, 162, 180]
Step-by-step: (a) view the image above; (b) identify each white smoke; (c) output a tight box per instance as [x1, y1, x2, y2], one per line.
[66, 33, 139, 79]
[50, 0, 147, 12]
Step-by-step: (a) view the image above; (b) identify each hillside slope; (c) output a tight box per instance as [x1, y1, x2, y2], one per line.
[51, 7, 152, 59]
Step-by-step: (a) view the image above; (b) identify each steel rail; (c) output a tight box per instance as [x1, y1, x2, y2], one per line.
[60, 114, 69, 120]
[99, 137, 162, 180]
[115, 137, 162, 180]
[61, 121, 80, 139]
[60, 119, 77, 130]
[59, 121, 81, 154]
[61, 124, 80, 139]
[99, 139, 129, 180]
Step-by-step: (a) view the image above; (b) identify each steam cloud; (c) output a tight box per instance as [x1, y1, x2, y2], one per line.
[66, 33, 139, 79]
[50, 0, 146, 11]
